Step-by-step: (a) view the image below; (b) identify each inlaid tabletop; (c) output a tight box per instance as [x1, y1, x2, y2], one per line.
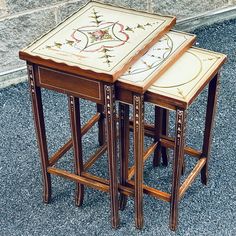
[19, 1, 176, 82]
[147, 47, 226, 108]
[117, 30, 196, 93]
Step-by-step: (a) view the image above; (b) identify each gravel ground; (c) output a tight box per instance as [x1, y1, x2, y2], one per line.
[0, 18, 235, 235]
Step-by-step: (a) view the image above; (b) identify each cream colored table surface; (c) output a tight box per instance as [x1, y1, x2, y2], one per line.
[21, 1, 175, 76]
[118, 30, 195, 87]
[148, 47, 226, 104]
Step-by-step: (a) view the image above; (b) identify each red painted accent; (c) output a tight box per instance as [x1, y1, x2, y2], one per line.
[71, 22, 129, 53]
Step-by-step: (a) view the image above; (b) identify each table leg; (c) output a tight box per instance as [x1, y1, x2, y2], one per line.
[201, 73, 219, 185]
[27, 64, 51, 203]
[104, 84, 120, 228]
[161, 109, 169, 166]
[170, 108, 186, 231]
[119, 102, 129, 210]
[68, 96, 84, 207]
[153, 106, 163, 167]
[181, 110, 187, 176]
[97, 104, 105, 146]
[133, 94, 144, 229]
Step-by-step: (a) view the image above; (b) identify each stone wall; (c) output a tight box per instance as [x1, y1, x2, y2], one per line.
[0, 0, 235, 87]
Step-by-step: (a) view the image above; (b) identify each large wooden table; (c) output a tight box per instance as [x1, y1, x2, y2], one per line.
[19, 1, 176, 228]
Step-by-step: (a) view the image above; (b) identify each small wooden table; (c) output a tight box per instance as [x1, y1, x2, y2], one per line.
[120, 47, 226, 230]
[19, 1, 176, 228]
[116, 30, 196, 228]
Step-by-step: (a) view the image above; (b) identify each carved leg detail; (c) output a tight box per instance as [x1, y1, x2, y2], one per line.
[119, 102, 129, 210]
[201, 73, 219, 185]
[27, 63, 51, 203]
[170, 108, 186, 231]
[181, 111, 187, 176]
[104, 84, 120, 228]
[68, 96, 84, 207]
[133, 94, 144, 229]
[97, 104, 105, 146]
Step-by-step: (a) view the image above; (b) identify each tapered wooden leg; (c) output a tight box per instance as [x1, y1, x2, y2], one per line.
[97, 104, 105, 146]
[27, 63, 51, 203]
[104, 84, 120, 228]
[133, 94, 144, 229]
[161, 109, 169, 166]
[119, 102, 129, 210]
[153, 106, 163, 167]
[181, 110, 187, 176]
[68, 96, 84, 207]
[170, 108, 186, 231]
[201, 73, 219, 185]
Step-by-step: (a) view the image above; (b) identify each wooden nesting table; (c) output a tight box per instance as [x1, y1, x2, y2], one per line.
[119, 47, 226, 230]
[19, 1, 176, 228]
[116, 30, 196, 228]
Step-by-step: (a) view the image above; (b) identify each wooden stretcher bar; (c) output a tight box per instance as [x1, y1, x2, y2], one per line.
[128, 142, 158, 180]
[82, 172, 134, 196]
[49, 139, 72, 166]
[83, 171, 171, 202]
[179, 158, 207, 199]
[48, 157, 206, 204]
[129, 120, 202, 158]
[48, 112, 101, 166]
[160, 137, 202, 158]
[127, 180, 171, 202]
[47, 167, 110, 192]
[83, 144, 107, 171]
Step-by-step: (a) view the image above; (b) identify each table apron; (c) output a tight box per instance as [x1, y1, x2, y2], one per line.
[35, 65, 104, 104]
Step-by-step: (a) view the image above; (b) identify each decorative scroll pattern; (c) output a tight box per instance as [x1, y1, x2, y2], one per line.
[69, 96, 74, 112]
[28, 65, 35, 95]
[176, 110, 186, 145]
[104, 85, 116, 121]
[24, 1, 174, 73]
[134, 95, 144, 132]
[45, 9, 130, 54]
[148, 48, 226, 103]
[119, 31, 194, 84]
[133, 94, 145, 228]
[119, 104, 125, 121]
[39, 8, 160, 67]
[123, 34, 173, 77]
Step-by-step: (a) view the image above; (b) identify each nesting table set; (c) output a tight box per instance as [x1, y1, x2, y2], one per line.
[19, 1, 226, 231]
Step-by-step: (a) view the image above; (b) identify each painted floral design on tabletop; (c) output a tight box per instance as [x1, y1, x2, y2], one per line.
[150, 49, 223, 100]
[124, 34, 173, 76]
[89, 29, 112, 42]
[43, 8, 159, 67]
